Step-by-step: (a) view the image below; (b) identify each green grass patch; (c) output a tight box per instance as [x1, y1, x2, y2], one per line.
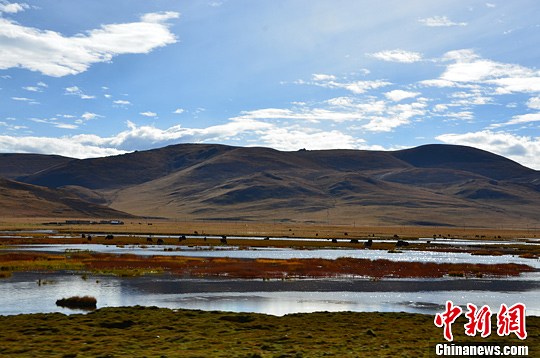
[0, 307, 537, 357]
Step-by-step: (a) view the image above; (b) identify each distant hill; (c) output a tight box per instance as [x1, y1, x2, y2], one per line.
[0, 178, 132, 218]
[5, 143, 540, 227]
[392, 144, 534, 180]
[0, 153, 73, 179]
[18, 144, 234, 189]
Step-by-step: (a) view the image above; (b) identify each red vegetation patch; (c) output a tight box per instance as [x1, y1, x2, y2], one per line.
[81, 254, 534, 279]
[1, 251, 534, 279]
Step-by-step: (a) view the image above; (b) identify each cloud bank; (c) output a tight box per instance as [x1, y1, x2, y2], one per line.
[0, 11, 179, 76]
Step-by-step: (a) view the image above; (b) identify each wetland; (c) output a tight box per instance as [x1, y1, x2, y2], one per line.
[1, 221, 539, 356]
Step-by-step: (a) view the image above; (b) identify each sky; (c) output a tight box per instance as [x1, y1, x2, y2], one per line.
[1, 1, 540, 169]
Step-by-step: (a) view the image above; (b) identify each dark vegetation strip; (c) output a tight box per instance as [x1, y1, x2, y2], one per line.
[56, 296, 97, 310]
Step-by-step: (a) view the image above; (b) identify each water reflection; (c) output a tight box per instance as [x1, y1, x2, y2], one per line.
[1, 272, 539, 316]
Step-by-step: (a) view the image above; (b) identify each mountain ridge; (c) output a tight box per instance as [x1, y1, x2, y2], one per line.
[0, 177, 132, 218]
[2, 143, 539, 227]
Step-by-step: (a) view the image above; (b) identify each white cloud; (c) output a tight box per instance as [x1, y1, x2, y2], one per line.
[527, 97, 540, 110]
[362, 102, 426, 132]
[384, 90, 420, 102]
[488, 77, 540, 94]
[114, 99, 131, 105]
[70, 118, 274, 152]
[233, 108, 359, 123]
[27, 116, 79, 130]
[342, 80, 392, 94]
[23, 86, 40, 92]
[259, 126, 362, 151]
[140, 11, 180, 23]
[442, 111, 474, 121]
[436, 130, 540, 169]
[418, 16, 467, 27]
[442, 60, 532, 83]
[64, 86, 95, 99]
[490, 113, 540, 128]
[0, 115, 365, 158]
[433, 104, 448, 112]
[0, 121, 27, 131]
[301, 73, 392, 95]
[233, 97, 426, 133]
[140, 111, 157, 118]
[312, 73, 336, 81]
[419, 79, 459, 88]
[449, 90, 493, 106]
[54, 123, 78, 130]
[0, 12, 179, 77]
[0, 135, 126, 158]
[426, 50, 540, 95]
[81, 112, 100, 121]
[486, 3, 496, 8]
[441, 49, 479, 62]
[326, 97, 355, 107]
[173, 108, 185, 114]
[11, 96, 38, 104]
[0, 2, 29, 13]
[369, 49, 422, 63]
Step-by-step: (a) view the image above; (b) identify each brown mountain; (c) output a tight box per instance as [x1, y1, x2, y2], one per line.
[9, 144, 540, 227]
[0, 153, 73, 179]
[0, 178, 132, 218]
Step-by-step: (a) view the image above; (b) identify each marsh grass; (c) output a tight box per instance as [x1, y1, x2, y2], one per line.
[1, 217, 540, 260]
[0, 251, 534, 279]
[0, 307, 537, 357]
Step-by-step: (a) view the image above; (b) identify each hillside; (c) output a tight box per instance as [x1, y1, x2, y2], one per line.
[0, 178, 131, 218]
[0, 153, 73, 179]
[6, 143, 540, 227]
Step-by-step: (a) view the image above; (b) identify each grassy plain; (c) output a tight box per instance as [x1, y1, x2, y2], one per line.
[0, 306, 537, 357]
[0, 217, 538, 240]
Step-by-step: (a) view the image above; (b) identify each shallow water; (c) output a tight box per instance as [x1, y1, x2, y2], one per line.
[1, 272, 539, 316]
[3, 243, 539, 317]
[7, 244, 540, 269]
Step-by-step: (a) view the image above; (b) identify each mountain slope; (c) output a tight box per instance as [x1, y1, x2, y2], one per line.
[0, 153, 73, 179]
[19, 144, 235, 189]
[0, 178, 131, 218]
[9, 143, 540, 227]
[391, 144, 535, 180]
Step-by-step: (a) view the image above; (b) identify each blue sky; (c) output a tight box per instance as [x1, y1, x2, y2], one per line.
[1, 1, 540, 169]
